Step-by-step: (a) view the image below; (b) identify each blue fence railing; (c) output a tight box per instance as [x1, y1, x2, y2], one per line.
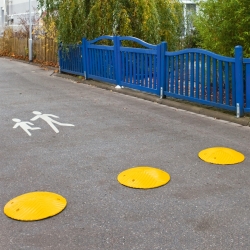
[85, 36, 116, 84]
[59, 36, 250, 117]
[163, 47, 237, 112]
[58, 45, 84, 76]
[118, 36, 160, 95]
[243, 58, 250, 113]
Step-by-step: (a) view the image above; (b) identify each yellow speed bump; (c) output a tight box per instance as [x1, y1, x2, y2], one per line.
[4, 191, 67, 221]
[117, 166, 170, 189]
[198, 147, 245, 165]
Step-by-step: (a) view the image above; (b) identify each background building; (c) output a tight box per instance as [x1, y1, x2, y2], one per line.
[0, 0, 37, 35]
[181, 0, 197, 35]
[0, 0, 198, 37]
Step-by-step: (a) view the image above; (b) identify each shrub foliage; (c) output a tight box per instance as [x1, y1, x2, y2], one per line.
[194, 0, 250, 57]
[38, 0, 183, 50]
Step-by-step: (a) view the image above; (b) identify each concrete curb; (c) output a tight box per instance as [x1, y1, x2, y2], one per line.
[54, 72, 250, 126]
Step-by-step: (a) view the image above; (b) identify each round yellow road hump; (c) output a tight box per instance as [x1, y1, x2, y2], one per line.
[4, 191, 67, 221]
[198, 147, 245, 165]
[117, 166, 170, 189]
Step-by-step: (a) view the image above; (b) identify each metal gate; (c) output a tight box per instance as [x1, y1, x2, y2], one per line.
[84, 36, 161, 95]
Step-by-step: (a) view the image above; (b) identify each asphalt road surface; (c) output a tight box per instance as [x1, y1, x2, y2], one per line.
[0, 58, 250, 250]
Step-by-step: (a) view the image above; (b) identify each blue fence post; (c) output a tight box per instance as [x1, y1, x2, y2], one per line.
[156, 43, 161, 96]
[114, 36, 121, 86]
[160, 42, 167, 98]
[58, 47, 61, 73]
[81, 38, 86, 78]
[245, 63, 250, 110]
[81, 38, 89, 79]
[58, 42, 62, 73]
[235, 45, 244, 117]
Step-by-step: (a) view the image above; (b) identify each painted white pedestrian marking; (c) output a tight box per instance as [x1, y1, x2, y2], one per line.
[30, 111, 75, 133]
[12, 118, 41, 136]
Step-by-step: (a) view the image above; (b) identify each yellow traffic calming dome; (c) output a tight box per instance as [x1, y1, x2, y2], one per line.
[117, 166, 170, 189]
[198, 147, 245, 165]
[4, 191, 67, 221]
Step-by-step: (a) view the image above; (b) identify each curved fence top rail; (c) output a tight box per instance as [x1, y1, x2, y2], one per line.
[88, 35, 114, 45]
[119, 36, 157, 49]
[165, 48, 235, 62]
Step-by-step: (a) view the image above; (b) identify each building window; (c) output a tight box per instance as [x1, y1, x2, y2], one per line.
[184, 3, 196, 35]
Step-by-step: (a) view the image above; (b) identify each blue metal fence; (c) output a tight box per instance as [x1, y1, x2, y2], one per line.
[59, 36, 250, 117]
[163, 47, 238, 112]
[84, 36, 161, 95]
[84, 36, 116, 84]
[243, 58, 250, 113]
[118, 36, 161, 95]
[59, 44, 84, 76]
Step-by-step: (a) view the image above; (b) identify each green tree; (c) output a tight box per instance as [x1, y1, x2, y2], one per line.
[193, 0, 250, 57]
[38, 0, 94, 44]
[57, 0, 86, 44]
[38, 0, 184, 49]
[86, 0, 183, 49]
[155, 0, 184, 50]
[85, 0, 160, 45]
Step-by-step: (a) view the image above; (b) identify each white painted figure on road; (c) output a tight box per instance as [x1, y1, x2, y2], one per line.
[30, 111, 75, 133]
[12, 118, 41, 136]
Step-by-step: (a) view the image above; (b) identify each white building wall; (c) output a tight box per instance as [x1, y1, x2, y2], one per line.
[0, 0, 37, 33]
[181, 0, 198, 35]
[0, 0, 5, 33]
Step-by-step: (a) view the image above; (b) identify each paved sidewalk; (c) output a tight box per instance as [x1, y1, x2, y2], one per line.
[1, 57, 250, 249]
